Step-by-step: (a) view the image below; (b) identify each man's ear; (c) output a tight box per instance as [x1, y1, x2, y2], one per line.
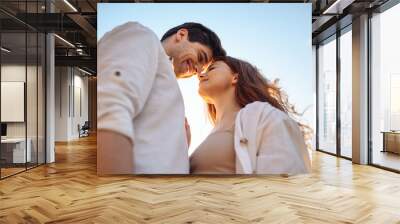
[232, 74, 239, 85]
[175, 28, 189, 42]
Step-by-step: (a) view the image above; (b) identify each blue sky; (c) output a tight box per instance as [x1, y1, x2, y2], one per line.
[98, 3, 314, 153]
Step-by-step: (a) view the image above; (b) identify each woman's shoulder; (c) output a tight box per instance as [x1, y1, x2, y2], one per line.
[237, 102, 299, 133]
[239, 101, 289, 121]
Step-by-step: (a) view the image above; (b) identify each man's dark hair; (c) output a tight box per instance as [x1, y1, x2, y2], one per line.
[161, 22, 226, 58]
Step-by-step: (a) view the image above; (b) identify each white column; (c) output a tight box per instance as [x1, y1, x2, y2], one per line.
[46, 33, 55, 163]
[45, 0, 56, 163]
[352, 14, 369, 164]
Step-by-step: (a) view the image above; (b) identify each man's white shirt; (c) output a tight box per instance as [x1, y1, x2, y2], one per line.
[97, 22, 189, 174]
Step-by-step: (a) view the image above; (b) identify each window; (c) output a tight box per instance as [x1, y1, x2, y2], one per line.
[317, 36, 337, 154]
[0, 1, 46, 179]
[339, 27, 352, 158]
[371, 2, 400, 171]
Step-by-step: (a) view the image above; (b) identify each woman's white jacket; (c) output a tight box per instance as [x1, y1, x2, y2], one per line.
[234, 102, 312, 174]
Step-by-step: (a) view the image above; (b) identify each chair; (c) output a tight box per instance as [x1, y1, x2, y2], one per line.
[79, 121, 90, 138]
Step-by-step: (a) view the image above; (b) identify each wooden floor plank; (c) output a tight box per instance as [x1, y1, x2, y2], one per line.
[0, 135, 399, 223]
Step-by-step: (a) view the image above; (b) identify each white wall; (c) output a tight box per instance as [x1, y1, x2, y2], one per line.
[72, 73, 89, 138]
[54, 67, 89, 141]
[55, 66, 70, 141]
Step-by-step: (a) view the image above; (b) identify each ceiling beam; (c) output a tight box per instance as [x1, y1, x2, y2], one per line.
[55, 55, 96, 72]
[67, 13, 97, 46]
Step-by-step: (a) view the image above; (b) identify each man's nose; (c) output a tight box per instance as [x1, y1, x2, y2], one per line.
[194, 64, 202, 75]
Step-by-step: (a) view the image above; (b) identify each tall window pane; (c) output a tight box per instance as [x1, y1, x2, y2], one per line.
[27, 30, 38, 169]
[340, 28, 352, 158]
[371, 3, 400, 171]
[318, 36, 337, 154]
[1, 30, 28, 177]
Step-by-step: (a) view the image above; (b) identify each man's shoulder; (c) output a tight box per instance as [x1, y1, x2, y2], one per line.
[120, 22, 156, 36]
[100, 22, 159, 45]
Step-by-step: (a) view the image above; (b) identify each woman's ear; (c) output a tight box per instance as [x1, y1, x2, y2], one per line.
[232, 74, 239, 85]
[175, 29, 189, 42]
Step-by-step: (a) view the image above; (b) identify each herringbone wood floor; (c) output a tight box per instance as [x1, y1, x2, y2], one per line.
[1, 135, 400, 224]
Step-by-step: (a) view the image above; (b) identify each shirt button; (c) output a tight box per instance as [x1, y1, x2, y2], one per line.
[240, 138, 248, 144]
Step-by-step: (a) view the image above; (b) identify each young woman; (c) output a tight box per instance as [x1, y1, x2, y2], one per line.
[190, 56, 311, 175]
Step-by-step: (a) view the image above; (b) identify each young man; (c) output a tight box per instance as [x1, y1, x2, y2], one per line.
[97, 22, 226, 174]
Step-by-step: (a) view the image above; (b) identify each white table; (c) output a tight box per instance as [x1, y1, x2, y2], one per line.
[1, 138, 31, 163]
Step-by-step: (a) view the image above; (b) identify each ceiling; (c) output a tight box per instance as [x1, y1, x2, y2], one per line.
[0, 0, 97, 74]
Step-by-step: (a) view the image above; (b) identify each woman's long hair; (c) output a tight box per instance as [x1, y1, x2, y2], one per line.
[206, 56, 312, 143]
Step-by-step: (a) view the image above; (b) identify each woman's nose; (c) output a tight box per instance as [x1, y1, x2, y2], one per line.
[197, 73, 206, 80]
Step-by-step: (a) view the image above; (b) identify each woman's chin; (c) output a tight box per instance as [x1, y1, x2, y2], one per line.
[198, 92, 214, 104]
[202, 97, 213, 104]
[198, 90, 208, 98]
